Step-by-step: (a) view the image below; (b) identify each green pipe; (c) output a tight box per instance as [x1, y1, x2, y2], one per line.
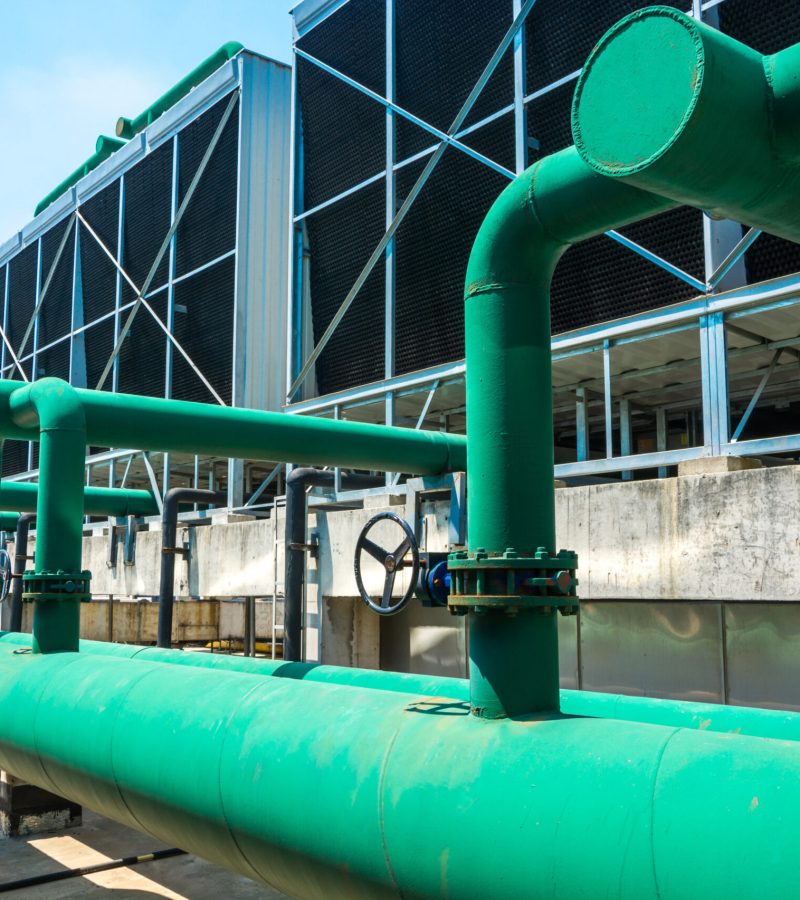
[0, 482, 157, 517]
[34, 135, 125, 217]
[116, 41, 243, 140]
[0, 379, 466, 475]
[0, 642, 798, 899]
[6, 632, 800, 745]
[0, 513, 19, 532]
[8, 382, 87, 653]
[572, 7, 800, 239]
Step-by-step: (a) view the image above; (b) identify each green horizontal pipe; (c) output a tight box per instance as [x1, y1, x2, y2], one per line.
[0, 482, 157, 517]
[572, 6, 800, 241]
[5, 632, 799, 745]
[34, 135, 125, 217]
[0, 379, 466, 476]
[0, 642, 798, 899]
[116, 41, 243, 139]
[0, 513, 19, 532]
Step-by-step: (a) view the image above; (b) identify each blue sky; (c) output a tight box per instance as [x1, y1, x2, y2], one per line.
[0, 0, 294, 241]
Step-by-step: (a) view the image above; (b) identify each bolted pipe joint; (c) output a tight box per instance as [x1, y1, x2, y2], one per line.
[8, 379, 87, 654]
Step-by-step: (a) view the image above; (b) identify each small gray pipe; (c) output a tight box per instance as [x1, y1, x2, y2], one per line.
[284, 469, 382, 662]
[10, 514, 35, 633]
[157, 488, 225, 649]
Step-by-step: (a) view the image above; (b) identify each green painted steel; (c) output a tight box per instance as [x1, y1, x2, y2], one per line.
[0, 641, 798, 899]
[8, 382, 87, 653]
[462, 147, 674, 716]
[116, 42, 244, 139]
[0, 482, 157, 517]
[34, 135, 125, 216]
[7, 632, 800, 745]
[0, 513, 19, 531]
[0, 379, 466, 475]
[572, 7, 800, 242]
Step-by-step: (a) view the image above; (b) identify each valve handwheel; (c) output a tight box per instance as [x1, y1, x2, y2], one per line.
[0, 549, 11, 604]
[354, 512, 419, 616]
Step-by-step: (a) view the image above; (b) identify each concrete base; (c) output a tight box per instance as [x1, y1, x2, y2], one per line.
[0, 772, 80, 839]
[678, 455, 762, 476]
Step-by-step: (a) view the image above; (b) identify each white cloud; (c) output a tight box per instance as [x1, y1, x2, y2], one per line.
[0, 55, 174, 241]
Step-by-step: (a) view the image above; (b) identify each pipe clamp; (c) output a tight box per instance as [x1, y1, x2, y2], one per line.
[447, 547, 578, 616]
[22, 569, 92, 603]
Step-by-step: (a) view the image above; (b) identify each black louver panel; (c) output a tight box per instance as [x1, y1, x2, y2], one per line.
[2, 440, 29, 478]
[172, 255, 235, 404]
[117, 286, 167, 398]
[37, 218, 74, 381]
[296, 0, 385, 209]
[176, 94, 239, 278]
[305, 181, 385, 393]
[123, 142, 172, 290]
[719, 0, 800, 284]
[79, 181, 120, 391]
[395, 0, 513, 161]
[6, 243, 37, 380]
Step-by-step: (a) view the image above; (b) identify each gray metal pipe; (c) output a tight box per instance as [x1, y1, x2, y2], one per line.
[157, 488, 224, 649]
[9, 514, 34, 634]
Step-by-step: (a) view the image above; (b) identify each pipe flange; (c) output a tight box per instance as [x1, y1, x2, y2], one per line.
[447, 547, 578, 615]
[22, 569, 92, 603]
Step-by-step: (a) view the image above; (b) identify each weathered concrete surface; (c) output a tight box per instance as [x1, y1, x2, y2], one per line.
[677, 454, 762, 476]
[556, 465, 800, 601]
[0, 809, 284, 897]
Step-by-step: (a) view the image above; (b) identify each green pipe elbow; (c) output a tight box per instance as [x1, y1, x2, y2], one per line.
[8, 380, 87, 654]
[115, 41, 243, 139]
[766, 41, 800, 162]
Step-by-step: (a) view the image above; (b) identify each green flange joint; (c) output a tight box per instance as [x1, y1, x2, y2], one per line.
[22, 570, 91, 604]
[448, 546, 578, 615]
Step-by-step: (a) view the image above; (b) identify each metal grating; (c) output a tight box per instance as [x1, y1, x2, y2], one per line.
[123, 142, 172, 290]
[6, 243, 37, 380]
[306, 181, 385, 393]
[296, 0, 386, 209]
[79, 181, 120, 391]
[172, 255, 235, 404]
[176, 95, 239, 278]
[37, 219, 74, 381]
[117, 285, 167, 398]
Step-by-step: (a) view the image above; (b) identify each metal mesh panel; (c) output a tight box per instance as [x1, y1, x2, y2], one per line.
[172, 255, 235, 404]
[7, 243, 37, 380]
[395, 150, 511, 375]
[719, 0, 800, 283]
[395, 0, 513, 161]
[117, 286, 167, 398]
[305, 181, 385, 393]
[79, 181, 120, 391]
[123, 142, 172, 290]
[2, 440, 29, 478]
[36, 219, 74, 381]
[176, 94, 239, 278]
[296, 0, 386, 208]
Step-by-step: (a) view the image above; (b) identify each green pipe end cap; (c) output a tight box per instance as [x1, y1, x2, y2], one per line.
[572, 6, 704, 177]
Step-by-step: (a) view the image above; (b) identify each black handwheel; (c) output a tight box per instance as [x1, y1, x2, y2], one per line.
[354, 512, 420, 616]
[0, 549, 10, 604]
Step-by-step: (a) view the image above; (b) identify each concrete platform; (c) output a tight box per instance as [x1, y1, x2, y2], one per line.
[0, 809, 286, 898]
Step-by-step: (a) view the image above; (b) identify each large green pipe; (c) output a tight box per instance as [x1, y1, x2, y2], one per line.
[5, 632, 800, 745]
[0, 381, 466, 475]
[34, 136, 125, 217]
[0, 641, 798, 899]
[460, 6, 800, 719]
[116, 41, 244, 140]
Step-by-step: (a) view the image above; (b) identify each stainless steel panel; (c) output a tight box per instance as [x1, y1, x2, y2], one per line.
[725, 602, 800, 711]
[579, 601, 724, 702]
[558, 613, 579, 689]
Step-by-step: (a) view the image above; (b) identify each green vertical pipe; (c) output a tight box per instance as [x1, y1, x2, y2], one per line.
[8, 382, 87, 653]
[463, 148, 675, 716]
[0, 513, 20, 531]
